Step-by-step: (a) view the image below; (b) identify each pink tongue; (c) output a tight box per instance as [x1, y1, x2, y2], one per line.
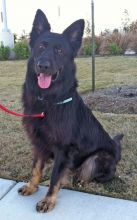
[38, 73, 52, 89]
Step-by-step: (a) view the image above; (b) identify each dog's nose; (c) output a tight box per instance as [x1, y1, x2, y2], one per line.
[37, 61, 51, 71]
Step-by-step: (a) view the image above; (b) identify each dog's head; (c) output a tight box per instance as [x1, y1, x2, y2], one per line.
[29, 9, 84, 91]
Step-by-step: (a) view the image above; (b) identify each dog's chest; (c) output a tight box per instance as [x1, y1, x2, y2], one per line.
[28, 108, 74, 146]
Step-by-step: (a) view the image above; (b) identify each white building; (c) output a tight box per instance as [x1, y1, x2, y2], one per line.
[0, 0, 14, 50]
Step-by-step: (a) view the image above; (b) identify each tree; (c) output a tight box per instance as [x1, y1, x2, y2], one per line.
[85, 20, 91, 37]
[121, 9, 130, 32]
[129, 20, 137, 33]
[14, 33, 18, 43]
[113, 29, 119, 34]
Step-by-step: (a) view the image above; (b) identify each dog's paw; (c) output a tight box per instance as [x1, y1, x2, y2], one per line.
[18, 185, 38, 196]
[36, 198, 55, 213]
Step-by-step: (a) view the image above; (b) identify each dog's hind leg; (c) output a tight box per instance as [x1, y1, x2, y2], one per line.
[77, 155, 97, 183]
[78, 152, 117, 184]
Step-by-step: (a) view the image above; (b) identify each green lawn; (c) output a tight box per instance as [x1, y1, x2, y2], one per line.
[77, 56, 137, 92]
[0, 56, 137, 200]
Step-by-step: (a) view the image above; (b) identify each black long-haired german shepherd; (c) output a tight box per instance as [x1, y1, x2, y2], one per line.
[18, 9, 123, 212]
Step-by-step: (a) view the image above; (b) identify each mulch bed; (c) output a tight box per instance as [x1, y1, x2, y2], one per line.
[82, 85, 137, 114]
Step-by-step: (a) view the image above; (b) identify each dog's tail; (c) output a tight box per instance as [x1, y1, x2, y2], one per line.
[113, 133, 124, 162]
[113, 133, 124, 144]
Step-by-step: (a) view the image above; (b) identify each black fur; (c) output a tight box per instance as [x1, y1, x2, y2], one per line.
[22, 9, 123, 198]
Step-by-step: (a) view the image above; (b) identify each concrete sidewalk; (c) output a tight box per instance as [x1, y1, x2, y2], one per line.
[0, 178, 137, 220]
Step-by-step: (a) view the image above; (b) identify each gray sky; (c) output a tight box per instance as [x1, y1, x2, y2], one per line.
[1, 0, 137, 35]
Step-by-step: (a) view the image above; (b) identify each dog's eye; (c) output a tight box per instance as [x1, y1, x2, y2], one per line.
[58, 49, 63, 54]
[55, 48, 63, 55]
[39, 44, 45, 49]
[39, 42, 48, 49]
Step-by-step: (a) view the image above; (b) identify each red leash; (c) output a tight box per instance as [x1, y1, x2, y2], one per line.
[0, 104, 45, 118]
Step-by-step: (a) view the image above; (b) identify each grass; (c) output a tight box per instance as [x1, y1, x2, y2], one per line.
[0, 56, 137, 200]
[77, 56, 137, 92]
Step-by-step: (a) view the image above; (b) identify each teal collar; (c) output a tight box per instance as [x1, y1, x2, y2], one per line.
[56, 97, 73, 105]
[37, 96, 73, 105]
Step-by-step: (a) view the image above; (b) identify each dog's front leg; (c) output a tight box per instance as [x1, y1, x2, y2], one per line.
[18, 146, 50, 196]
[18, 157, 45, 196]
[36, 150, 67, 213]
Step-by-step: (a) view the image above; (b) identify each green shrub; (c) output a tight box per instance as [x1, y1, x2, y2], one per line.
[83, 42, 92, 56]
[0, 45, 10, 60]
[13, 41, 29, 59]
[83, 42, 97, 56]
[108, 42, 123, 55]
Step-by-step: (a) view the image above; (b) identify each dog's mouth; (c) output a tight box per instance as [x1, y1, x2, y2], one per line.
[37, 70, 61, 89]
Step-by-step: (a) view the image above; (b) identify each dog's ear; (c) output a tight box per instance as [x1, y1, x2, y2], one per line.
[30, 9, 51, 48]
[63, 19, 85, 57]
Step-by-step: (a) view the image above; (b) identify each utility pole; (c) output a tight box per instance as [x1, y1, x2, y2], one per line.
[0, 0, 14, 56]
[91, 0, 95, 91]
[57, 4, 61, 33]
[58, 5, 60, 17]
